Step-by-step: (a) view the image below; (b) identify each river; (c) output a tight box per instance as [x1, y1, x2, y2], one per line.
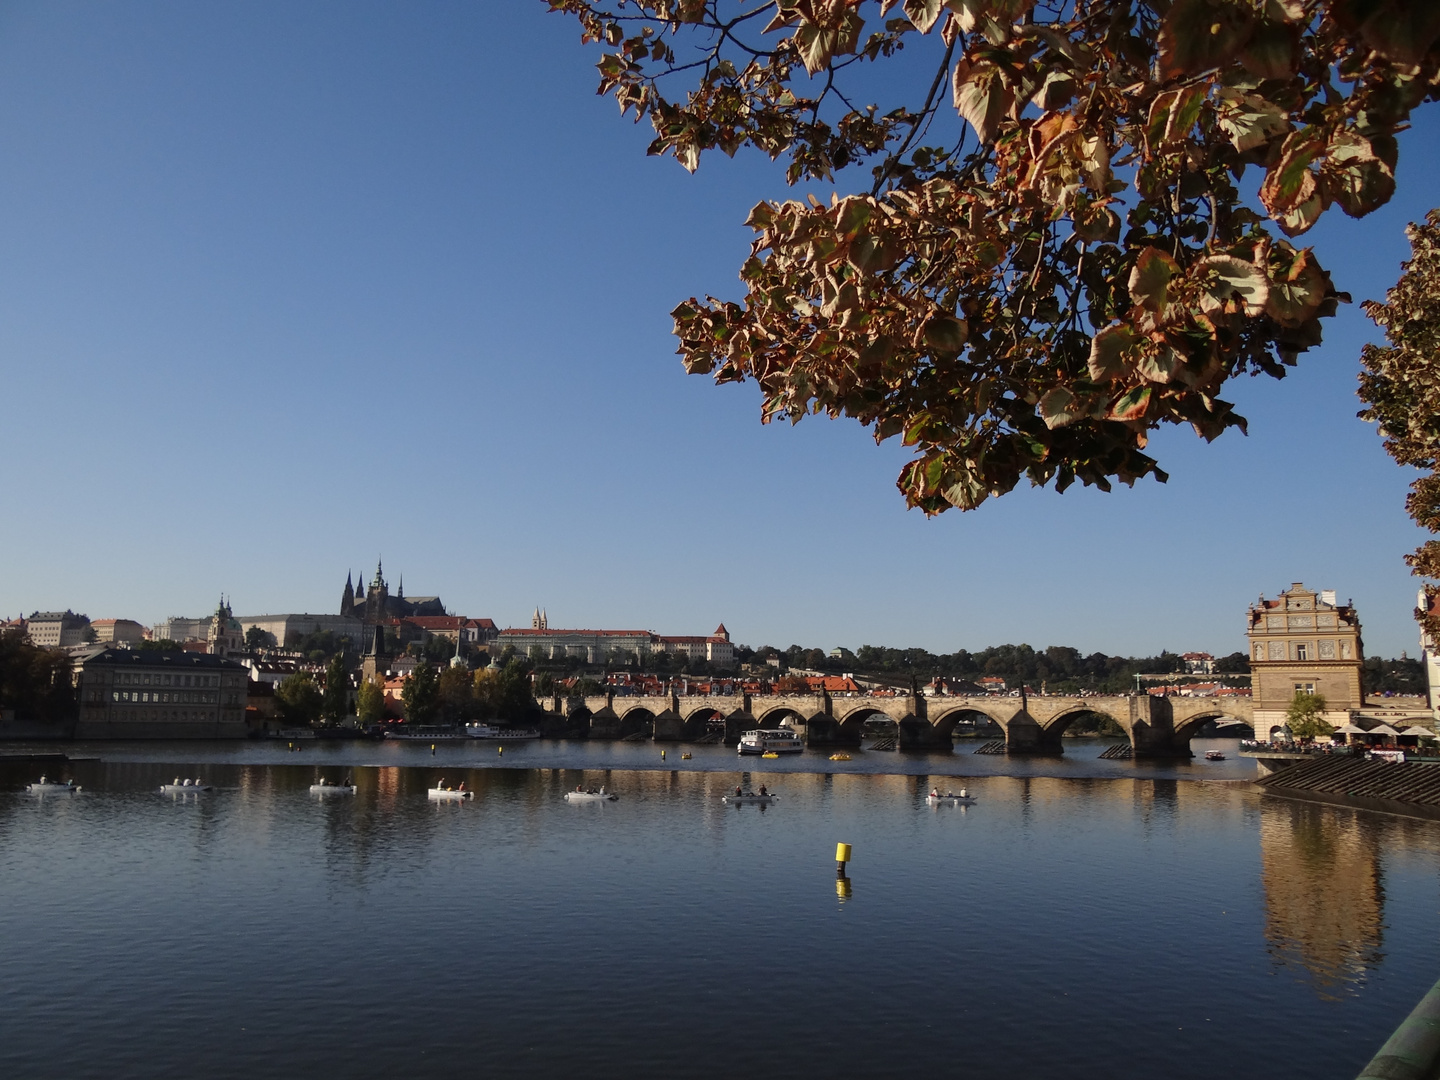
[2, 744, 1437, 1079]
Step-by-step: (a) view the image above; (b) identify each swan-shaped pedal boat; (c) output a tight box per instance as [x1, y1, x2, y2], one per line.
[926, 790, 977, 806]
[310, 780, 357, 795]
[428, 782, 472, 801]
[722, 791, 780, 805]
[27, 776, 80, 794]
[564, 787, 617, 802]
[160, 778, 213, 793]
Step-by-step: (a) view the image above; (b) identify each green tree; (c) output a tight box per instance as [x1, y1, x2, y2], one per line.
[401, 663, 441, 725]
[275, 672, 323, 727]
[356, 675, 387, 726]
[245, 626, 272, 652]
[437, 665, 475, 723]
[321, 655, 350, 726]
[1285, 690, 1332, 741]
[137, 638, 181, 652]
[0, 629, 76, 726]
[473, 660, 536, 722]
[553, 0, 1437, 511]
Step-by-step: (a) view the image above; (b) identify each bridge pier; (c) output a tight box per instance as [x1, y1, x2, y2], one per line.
[724, 710, 752, 746]
[588, 705, 622, 740]
[1002, 712, 1065, 756]
[805, 716, 854, 746]
[1128, 696, 1193, 759]
[652, 708, 685, 742]
[897, 715, 943, 751]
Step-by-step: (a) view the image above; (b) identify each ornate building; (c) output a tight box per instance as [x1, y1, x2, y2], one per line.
[342, 562, 445, 624]
[1246, 583, 1364, 739]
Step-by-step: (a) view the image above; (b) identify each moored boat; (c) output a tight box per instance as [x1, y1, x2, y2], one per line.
[564, 787, 617, 802]
[387, 726, 469, 741]
[738, 729, 803, 755]
[160, 778, 213, 793]
[1205, 750, 1226, 761]
[464, 723, 541, 740]
[27, 775, 80, 794]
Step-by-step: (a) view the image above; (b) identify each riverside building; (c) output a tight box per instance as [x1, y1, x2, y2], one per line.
[1246, 583, 1363, 740]
[74, 648, 249, 739]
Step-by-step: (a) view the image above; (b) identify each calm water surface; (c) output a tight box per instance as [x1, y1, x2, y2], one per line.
[3, 753, 1439, 1079]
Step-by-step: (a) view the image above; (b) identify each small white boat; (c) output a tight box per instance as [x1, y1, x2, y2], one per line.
[428, 783, 473, 801]
[465, 723, 541, 740]
[160, 778, 213, 793]
[721, 792, 779, 805]
[1205, 750, 1226, 761]
[926, 789, 977, 806]
[564, 787, 617, 802]
[310, 781, 357, 795]
[738, 729, 803, 755]
[27, 775, 80, 794]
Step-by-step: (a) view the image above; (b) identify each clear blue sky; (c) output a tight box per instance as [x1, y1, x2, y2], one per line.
[1, 1, 1437, 659]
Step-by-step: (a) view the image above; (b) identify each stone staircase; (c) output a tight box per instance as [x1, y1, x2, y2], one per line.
[1257, 757, 1440, 807]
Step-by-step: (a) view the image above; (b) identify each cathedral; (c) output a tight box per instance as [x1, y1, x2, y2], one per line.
[340, 562, 446, 623]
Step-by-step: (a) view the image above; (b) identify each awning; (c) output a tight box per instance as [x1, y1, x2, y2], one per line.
[1368, 723, 1402, 737]
[1401, 725, 1435, 738]
[1336, 723, 1369, 734]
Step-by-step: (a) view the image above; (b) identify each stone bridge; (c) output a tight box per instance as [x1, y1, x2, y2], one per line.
[538, 691, 1254, 759]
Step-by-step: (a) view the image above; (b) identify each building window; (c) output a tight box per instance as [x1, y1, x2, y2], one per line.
[1294, 682, 1316, 695]
[1295, 643, 1310, 660]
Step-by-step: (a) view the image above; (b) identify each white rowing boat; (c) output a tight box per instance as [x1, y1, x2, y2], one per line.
[27, 776, 80, 794]
[721, 792, 779, 805]
[564, 787, 617, 802]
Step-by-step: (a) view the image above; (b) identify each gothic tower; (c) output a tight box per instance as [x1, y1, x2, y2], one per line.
[341, 571, 356, 618]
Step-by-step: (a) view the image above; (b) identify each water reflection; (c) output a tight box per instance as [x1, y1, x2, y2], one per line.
[1259, 799, 1385, 996]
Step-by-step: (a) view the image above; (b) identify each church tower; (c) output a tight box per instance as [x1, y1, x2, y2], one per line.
[341, 571, 356, 617]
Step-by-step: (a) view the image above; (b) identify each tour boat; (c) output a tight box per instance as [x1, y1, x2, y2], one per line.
[464, 723, 541, 741]
[386, 727, 469, 741]
[738, 729, 803, 755]
[428, 782, 473, 801]
[27, 776, 79, 794]
[160, 778, 213, 793]
[564, 787, 618, 802]
[1205, 751, 1226, 761]
[721, 791, 780, 805]
[310, 780, 357, 794]
[926, 789, 977, 806]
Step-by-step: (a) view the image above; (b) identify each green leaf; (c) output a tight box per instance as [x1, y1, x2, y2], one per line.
[1128, 248, 1180, 313]
[1109, 386, 1152, 422]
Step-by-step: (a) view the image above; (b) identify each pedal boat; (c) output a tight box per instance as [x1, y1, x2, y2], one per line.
[428, 783, 472, 801]
[926, 790, 977, 805]
[1205, 750, 1226, 761]
[310, 781, 357, 794]
[564, 787, 617, 802]
[160, 778, 213, 793]
[722, 792, 780, 805]
[27, 776, 80, 794]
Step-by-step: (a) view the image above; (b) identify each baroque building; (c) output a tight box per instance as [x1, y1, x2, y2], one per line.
[1246, 583, 1364, 739]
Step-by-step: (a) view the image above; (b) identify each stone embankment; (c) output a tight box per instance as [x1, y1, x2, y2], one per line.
[1257, 757, 1440, 820]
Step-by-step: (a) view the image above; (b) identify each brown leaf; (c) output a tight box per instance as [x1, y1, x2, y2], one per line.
[1158, 0, 1256, 80]
[952, 59, 1015, 145]
[1128, 248, 1181, 313]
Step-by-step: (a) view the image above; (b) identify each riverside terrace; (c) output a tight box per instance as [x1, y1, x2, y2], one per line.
[538, 689, 1255, 759]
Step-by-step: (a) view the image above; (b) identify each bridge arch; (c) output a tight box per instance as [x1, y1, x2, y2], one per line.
[679, 706, 723, 740]
[615, 704, 655, 739]
[1172, 709, 1255, 743]
[1039, 706, 1129, 741]
[755, 705, 811, 730]
[834, 706, 895, 744]
[929, 705, 1005, 741]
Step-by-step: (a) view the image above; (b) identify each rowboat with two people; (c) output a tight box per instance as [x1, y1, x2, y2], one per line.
[926, 787, 977, 806]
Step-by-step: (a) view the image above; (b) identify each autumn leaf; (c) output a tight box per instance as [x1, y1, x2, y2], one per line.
[1129, 248, 1180, 313]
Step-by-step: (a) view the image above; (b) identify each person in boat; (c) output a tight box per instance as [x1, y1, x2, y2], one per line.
[759, 784, 768, 797]
[458, 782, 466, 792]
[735, 786, 742, 797]
[931, 787, 941, 798]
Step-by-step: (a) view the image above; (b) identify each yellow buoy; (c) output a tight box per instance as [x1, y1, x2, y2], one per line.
[661, 750, 666, 760]
[498, 745, 503, 755]
[835, 842, 852, 865]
